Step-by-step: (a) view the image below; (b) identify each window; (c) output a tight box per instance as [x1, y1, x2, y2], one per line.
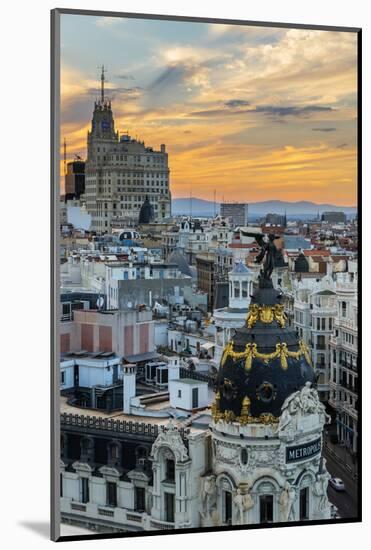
[300, 487, 309, 520]
[166, 459, 175, 482]
[107, 482, 117, 507]
[317, 335, 326, 350]
[109, 443, 119, 461]
[192, 387, 199, 408]
[80, 477, 89, 504]
[260, 495, 274, 523]
[223, 491, 232, 524]
[164, 492, 175, 523]
[341, 301, 347, 318]
[177, 389, 182, 398]
[60, 371, 66, 385]
[135, 487, 146, 512]
[241, 448, 248, 465]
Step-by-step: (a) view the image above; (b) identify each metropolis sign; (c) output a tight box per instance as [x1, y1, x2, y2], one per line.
[286, 437, 322, 463]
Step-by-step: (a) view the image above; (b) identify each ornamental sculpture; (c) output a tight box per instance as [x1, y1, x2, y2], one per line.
[277, 382, 331, 435]
[220, 339, 312, 372]
[233, 485, 254, 524]
[241, 229, 282, 282]
[279, 481, 297, 521]
[246, 303, 287, 328]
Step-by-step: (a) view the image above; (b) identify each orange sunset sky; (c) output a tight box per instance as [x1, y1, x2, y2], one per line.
[60, 15, 358, 206]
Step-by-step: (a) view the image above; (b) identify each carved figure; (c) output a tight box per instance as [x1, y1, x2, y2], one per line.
[313, 469, 331, 510]
[277, 382, 330, 434]
[202, 475, 217, 516]
[279, 481, 296, 521]
[233, 485, 254, 525]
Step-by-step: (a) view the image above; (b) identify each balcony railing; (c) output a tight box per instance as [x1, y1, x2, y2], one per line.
[60, 412, 189, 441]
[71, 502, 87, 512]
[340, 383, 358, 394]
[98, 507, 114, 517]
[127, 513, 143, 523]
[150, 519, 175, 531]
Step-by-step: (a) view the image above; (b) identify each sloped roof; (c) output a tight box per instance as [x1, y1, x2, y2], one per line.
[230, 261, 249, 275]
[168, 249, 194, 277]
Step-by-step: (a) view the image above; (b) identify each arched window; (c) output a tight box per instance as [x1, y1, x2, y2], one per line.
[107, 441, 121, 464]
[234, 281, 240, 298]
[254, 479, 277, 524]
[218, 476, 234, 525]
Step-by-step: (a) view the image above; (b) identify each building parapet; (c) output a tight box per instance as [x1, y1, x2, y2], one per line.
[60, 412, 189, 441]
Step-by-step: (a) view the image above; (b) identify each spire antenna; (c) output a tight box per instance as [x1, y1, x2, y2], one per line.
[100, 64, 106, 103]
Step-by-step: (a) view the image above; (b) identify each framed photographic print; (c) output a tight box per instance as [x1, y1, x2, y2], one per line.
[51, 8, 361, 542]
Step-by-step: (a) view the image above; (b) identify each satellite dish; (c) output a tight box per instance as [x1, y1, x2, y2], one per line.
[127, 301, 132, 308]
[96, 296, 104, 309]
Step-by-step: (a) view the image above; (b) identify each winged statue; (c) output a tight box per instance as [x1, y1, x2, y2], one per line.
[240, 228, 282, 281]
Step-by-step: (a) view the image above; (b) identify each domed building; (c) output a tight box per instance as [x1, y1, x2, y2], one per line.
[295, 251, 310, 273]
[138, 195, 155, 224]
[201, 235, 333, 526]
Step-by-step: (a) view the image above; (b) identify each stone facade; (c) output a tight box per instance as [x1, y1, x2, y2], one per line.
[84, 77, 171, 232]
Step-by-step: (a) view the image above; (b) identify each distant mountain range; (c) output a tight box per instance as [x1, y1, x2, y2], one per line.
[172, 198, 357, 220]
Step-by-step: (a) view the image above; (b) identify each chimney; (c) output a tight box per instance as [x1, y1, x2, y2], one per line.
[160, 144, 166, 153]
[122, 363, 136, 414]
[168, 356, 180, 381]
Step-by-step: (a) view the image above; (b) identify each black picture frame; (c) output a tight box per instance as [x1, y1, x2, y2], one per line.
[51, 8, 362, 542]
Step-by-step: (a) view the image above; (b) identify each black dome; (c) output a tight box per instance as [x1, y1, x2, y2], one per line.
[294, 252, 309, 273]
[214, 284, 315, 421]
[138, 196, 154, 224]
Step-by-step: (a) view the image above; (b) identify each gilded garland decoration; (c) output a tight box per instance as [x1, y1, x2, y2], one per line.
[246, 303, 287, 328]
[220, 339, 312, 371]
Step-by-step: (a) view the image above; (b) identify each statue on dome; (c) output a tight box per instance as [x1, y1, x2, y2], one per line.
[240, 228, 281, 281]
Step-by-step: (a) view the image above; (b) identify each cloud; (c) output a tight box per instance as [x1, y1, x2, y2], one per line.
[312, 127, 337, 132]
[60, 23, 357, 205]
[225, 99, 250, 108]
[148, 65, 188, 90]
[95, 17, 121, 28]
[88, 86, 142, 95]
[115, 74, 135, 80]
[255, 105, 334, 117]
[187, 104, 334, 119]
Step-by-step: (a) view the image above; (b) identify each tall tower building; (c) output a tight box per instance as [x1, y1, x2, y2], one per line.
[85, 66, 171, 232]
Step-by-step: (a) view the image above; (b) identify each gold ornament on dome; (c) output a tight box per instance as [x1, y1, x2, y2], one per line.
[246, 303, 287, 328]
[210, 392, 279, 425]
[220, 339, 312, 371]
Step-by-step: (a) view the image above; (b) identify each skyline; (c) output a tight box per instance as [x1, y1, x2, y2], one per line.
[60, 14, 358, 206]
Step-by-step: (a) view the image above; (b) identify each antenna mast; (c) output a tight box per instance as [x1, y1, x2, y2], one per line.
[100, 64, 105, 102]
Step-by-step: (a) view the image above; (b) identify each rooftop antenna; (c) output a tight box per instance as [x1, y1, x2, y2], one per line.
[63, 137, 67, 176]
[213, 189, 216, 217]
[190, 189, 193, 218]
[100, 64, 106, 102]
